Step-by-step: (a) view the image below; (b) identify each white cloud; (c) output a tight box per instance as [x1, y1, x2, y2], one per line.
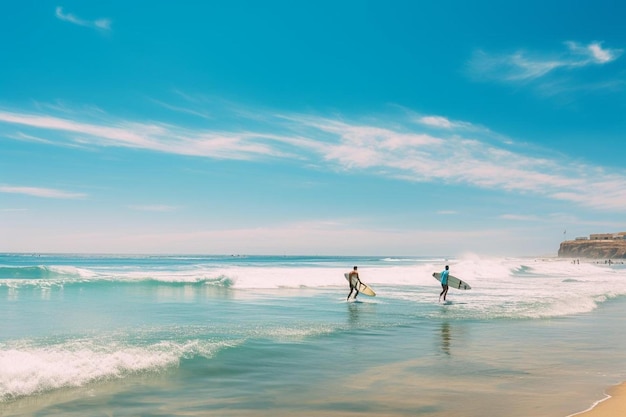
[2, 103, 626, 213]
[283, 115, 626, 213]
[418, 116, 453, 129]
[55, 7, 111, 31]
[565, 41, 621, 64]
[469, 41, 622, 82]
[415, 114, 483, 133]
[0, 186, 86, 199]
[0, 110, 292, 161]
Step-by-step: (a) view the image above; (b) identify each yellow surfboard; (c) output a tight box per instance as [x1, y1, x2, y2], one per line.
[344, 273, 376, 296]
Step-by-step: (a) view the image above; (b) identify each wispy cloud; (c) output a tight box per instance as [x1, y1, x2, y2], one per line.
[468, 41, 622, 90]
[415, 114, 486, 134]
[0, 186, 86, 199]
[2, 103, 626, 213]
[470, 50, 561, 81]
[7, 132, 58, 145]
[148, 98, 213, 120]
[417, 116, 454, 129]
[0, 110, 292, 160]
[565, 41, 620, 64]
[55, 6, 111, 31]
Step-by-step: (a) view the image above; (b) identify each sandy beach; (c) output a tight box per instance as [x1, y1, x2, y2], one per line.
[570, 383, 626, 417]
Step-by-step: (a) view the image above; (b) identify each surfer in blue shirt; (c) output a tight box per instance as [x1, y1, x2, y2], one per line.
[439, 265, 449, 302]
[347, 266, 361, 300]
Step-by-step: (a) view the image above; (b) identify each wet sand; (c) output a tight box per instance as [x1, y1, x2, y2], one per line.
[570, 383, 626, 417]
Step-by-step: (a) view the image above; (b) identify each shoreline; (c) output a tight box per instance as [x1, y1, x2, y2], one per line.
[568, 382, 626, 417]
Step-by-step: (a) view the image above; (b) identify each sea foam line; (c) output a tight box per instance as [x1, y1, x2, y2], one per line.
[0, 339, 232, 402]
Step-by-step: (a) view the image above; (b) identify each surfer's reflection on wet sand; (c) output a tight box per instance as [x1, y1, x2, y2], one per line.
[440, 322, 452, 356]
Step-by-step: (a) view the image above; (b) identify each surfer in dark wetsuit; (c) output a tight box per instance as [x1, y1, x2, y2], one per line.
[439, 265, 449, 302]
[347, 266, 361, 300]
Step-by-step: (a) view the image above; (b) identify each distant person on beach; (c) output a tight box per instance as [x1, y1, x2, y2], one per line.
[439, 265, 450, 302]
[347, 266, 361, 300]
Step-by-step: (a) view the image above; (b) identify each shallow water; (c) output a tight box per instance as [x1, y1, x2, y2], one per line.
[1, 254, 625, 416]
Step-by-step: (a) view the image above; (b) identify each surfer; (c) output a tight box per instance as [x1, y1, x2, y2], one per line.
[347, 266, 361, 300]
[439, 265, 449, 302]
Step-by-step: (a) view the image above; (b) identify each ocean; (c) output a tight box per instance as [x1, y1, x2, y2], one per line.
[1, 253, 625, 416]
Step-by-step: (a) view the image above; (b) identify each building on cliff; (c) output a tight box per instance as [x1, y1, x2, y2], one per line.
[590, 233, 626, 240]
[559, 231, 626, 259]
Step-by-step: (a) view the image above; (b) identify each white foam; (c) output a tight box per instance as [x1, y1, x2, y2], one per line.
[0, 339, 230, 402]
[364, 257, 626, 319]
[45, 265, 97, 278]
[3, 256, 626, 319]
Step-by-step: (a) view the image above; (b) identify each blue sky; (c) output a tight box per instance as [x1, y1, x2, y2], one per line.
[1, 0, 625, 255]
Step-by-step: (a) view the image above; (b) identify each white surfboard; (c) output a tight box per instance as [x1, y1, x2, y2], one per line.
[344, 273, 376, 296]
[433, 272, 471, 290]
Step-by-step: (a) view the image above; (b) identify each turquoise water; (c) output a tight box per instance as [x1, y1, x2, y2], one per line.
[1, 254, 625, 416]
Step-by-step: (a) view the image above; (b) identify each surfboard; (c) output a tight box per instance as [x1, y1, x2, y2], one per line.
[432, 272, 471, 290]
[344, 273, 376, 296]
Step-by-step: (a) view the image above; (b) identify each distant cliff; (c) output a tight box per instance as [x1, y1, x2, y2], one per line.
[559, 240, 626, 259]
